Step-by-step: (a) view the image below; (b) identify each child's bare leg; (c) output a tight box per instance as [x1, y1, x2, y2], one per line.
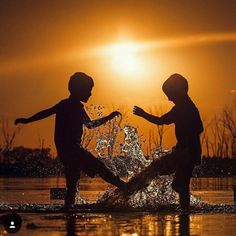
[65, 186, 77, 206]
[179, 190, 190, 211]
[124, 158, 167, 195]
[64, 168, 80, 206]
[97, 163, 126, 189]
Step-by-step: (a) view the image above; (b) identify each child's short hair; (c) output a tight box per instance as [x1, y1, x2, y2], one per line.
[68, 72, 94, 94]
[162, 73, 188, 96]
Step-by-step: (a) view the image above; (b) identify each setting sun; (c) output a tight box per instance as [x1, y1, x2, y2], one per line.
[91, 41, 147, 77]
[109, 42, 142, 75]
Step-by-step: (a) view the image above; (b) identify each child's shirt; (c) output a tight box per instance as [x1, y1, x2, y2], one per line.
[160, 96, 203, 163]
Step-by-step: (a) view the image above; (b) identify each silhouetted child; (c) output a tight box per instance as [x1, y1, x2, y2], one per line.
[132, 73, 203, 211]
[15, 72, 126, 207]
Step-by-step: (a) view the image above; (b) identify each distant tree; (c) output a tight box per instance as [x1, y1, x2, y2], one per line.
[202, 100, 236, 159]
[209, 115, 228, 158]
[221, 100, 236, 158]
[146, 105, 169, 157]
[1, 117, 22, 152]
[200, 117, 211, 157]
[0, 146, 63, 177]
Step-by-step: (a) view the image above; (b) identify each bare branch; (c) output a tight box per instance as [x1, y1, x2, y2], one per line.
[1, 117, 23, 151]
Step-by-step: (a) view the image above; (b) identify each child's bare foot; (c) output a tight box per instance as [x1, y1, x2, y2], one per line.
[118, 182, 136, 196]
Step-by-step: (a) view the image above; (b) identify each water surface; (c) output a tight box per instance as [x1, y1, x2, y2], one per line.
[0, 177, 235, 235]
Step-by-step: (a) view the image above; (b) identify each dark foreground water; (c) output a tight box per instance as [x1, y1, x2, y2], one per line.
[0, 177, 236, 235]
[1, 212, 236, 236]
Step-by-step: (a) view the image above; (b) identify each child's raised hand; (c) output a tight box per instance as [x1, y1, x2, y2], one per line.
[15, 118, 28, 125]
[109, 111, 121, 119]
[133, 106, 146, 117]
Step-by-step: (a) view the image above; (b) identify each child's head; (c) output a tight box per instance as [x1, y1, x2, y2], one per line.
[162, 73, 188, 103]
[68, 72, 94, 102]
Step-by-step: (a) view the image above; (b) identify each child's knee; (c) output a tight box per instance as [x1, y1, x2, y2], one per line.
[66, 178, 79, 192]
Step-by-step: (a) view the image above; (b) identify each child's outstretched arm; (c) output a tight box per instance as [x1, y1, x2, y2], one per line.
[83, 111, 121, 129]
[133, 106, 165, 125]
[15, 106, 57, 125]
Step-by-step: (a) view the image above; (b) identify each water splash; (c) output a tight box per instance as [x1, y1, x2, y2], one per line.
[95, 125, 150, 177]
[90, 125, 178, 209]
[93, 123, 233, 212]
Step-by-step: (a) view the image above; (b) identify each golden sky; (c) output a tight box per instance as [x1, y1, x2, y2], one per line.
[0, 0, 236, 150]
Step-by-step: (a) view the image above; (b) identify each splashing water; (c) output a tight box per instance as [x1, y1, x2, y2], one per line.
[88, 122, 235, 213]
[90, 123, 208, 210]
[95, 125, 150, 176]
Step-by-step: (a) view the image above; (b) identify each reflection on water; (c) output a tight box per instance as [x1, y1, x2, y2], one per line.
[1, 212, 236, 236]
[63, 213, 188, 236]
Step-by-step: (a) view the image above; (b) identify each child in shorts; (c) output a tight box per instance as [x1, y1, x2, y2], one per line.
[133, 73, 203, 211]
[15, 72, 126, 207]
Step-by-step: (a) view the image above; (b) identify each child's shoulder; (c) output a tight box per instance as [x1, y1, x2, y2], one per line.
[56, 98, 84, 111]
[53, 98, 70, 111]
[56, 98, 70, 106]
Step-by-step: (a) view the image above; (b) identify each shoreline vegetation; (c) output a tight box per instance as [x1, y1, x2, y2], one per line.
[0, 146, 235, 178]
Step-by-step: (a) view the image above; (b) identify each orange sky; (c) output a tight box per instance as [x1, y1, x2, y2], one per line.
[0, 1, 235, 152]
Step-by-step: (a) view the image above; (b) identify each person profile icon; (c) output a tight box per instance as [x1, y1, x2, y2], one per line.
[9, 221, 16, 229]
[2, 212, 22, 233]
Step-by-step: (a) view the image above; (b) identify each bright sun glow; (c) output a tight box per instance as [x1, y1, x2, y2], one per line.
[103, 42, 145, 76]
[110, 43, 141, 75]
